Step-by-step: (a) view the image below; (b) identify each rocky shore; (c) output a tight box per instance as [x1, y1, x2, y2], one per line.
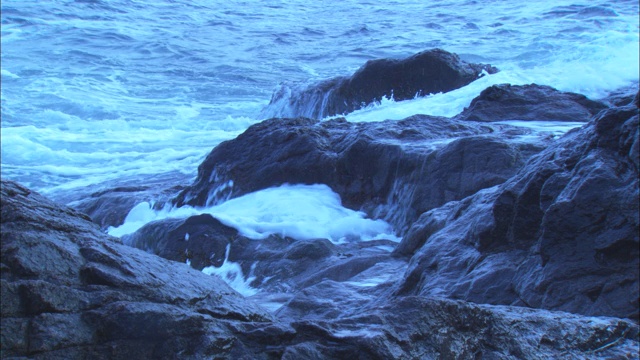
[2, 49, 639, 359]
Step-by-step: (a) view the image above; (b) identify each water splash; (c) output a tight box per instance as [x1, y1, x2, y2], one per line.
[201, 244, 258, 297]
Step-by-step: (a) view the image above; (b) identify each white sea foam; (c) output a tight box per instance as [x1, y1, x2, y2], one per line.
[108, 183, 400, 243]
[332, 328, 383, 338]
[201, 244, 258, 297]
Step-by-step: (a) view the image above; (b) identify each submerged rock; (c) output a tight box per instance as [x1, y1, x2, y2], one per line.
[261, 48, 498, 119]
[456, 83, 608, 121]
[395, 101, 639, 320]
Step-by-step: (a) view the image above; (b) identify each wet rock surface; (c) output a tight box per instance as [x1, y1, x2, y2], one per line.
[51, 171, 191, 231]
[174, 115, 548, 232]
[2, 180, 638, 359]
[456, 83, 608, 121]
[261, 48, 498, 119]
[0, 180, 271, 358]
[122, 212, 399, 296]
[2, 43, 638, 357]
[395, 101, 640, 320]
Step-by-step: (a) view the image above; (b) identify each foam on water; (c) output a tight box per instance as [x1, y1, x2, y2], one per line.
[109, 183, 399, 243]
[0, 109, 260, 193]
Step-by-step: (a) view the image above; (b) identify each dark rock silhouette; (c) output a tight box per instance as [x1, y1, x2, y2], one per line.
[261, 48, 498, 119]
[122, 213, 238, 270]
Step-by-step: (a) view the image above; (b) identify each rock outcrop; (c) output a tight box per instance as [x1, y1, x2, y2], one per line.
[2, 44, 638, 358]
[394, 100, 639, 320]
[2, 180, 638, 359]
[0, 180, 271, 358]
[173, 115, 547, 232]
[456, 83, 608, 121]
[261, 48, 498, 119]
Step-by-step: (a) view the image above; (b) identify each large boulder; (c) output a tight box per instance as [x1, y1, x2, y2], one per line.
[456, 83, 608, 121]
[394, 100, 639, 319]
[173, 115, 545, 232]
[261, 48, 498, 119]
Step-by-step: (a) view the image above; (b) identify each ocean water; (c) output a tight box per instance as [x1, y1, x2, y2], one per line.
[2, 0, 638, 292]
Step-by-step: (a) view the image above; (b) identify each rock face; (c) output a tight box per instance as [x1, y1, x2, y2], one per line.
[122, 214, 239, 270]
[174, 115, 547, 232]
[395, 101, 640, 320]
[456, 83, 608, 121]
[274, 294, 639, 359]
[3, 180, 639, 359]
[176, 85, 613, 234]
[0, 180, 271, 358]
[261, 48, 498, 119]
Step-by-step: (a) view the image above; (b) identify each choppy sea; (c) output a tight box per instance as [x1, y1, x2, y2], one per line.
[2, 0, 638, 194]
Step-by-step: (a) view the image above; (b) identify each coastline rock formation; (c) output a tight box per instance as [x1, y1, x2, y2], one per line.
[2, 180, 639, 359]
[3, 46, 638, 358]
[174, 84, 614, 234]
[0, 180, 271, 358]
[261, 48, 498, 119]
[173, 115, 544, 232]
[394, 101, 639, 319]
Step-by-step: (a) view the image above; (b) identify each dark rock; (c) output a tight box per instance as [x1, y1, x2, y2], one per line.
[0, 180, 270, 358]
[2, 175, 639, 359]
[261, 48, 498, 119]
[122, 212, 395, 295]
[174, 115, 545, 232]
[122, 213, 239, 270]
[600, 84, 639, 107]
[273, 294, 640, 359]
[456, 83, 608, 121]
[394, 103, 640, 320]
[283, 238, 335, 260]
